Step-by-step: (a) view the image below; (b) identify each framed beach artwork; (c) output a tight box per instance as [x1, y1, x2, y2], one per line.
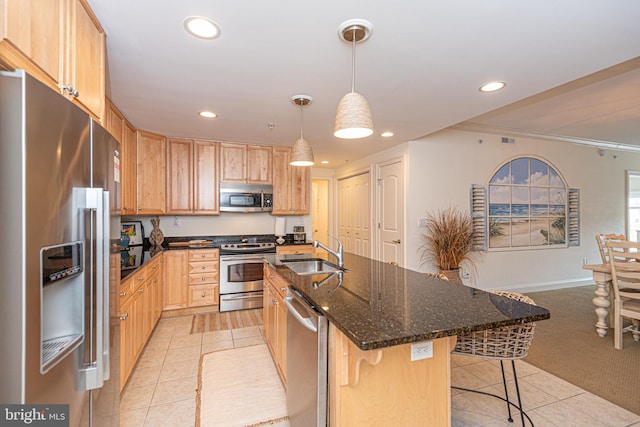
[487, 157, 568, 249]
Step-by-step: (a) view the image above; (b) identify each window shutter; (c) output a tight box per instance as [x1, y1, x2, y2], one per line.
[470, 184, 487, 251]
[568, 188, 580, 246]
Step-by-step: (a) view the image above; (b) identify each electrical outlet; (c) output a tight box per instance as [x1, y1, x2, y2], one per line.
[174, 216, 180, 227]
[418, 218, 428, 228]
[411, 341, 433, 361]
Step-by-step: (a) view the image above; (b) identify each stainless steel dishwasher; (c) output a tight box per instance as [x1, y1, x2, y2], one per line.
[284, 288, 328, 427]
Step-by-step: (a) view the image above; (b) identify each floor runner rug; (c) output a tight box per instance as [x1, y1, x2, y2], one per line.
[197, 344, 289, 427]
[191, 309, 263, 334]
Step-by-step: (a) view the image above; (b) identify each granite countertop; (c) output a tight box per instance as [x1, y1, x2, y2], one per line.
[271, 252, 550, 351]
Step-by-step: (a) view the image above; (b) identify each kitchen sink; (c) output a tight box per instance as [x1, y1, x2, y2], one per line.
[283, 259, 347, 276]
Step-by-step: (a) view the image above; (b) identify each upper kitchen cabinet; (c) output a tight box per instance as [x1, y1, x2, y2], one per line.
[166, 138, 219, 214]
[220, 143, 272, 184]
[272, 147, 311, 215]
[0, 0, 64, 88]
[193, 140, 220, 213]
[105, 97, 124, 141]
[65, 0, 105, 120]
[121, 120, 137, 215]
[136, 130, 166, 215]
[0, 0, 105, 120]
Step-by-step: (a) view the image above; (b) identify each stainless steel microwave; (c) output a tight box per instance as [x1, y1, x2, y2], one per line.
[220, 183, 273, 212]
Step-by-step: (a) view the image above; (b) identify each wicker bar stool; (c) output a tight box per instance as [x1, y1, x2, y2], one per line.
[452, 290, 537, 426]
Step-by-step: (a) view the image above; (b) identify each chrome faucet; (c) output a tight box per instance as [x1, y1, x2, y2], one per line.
[313, 236, 344, 268]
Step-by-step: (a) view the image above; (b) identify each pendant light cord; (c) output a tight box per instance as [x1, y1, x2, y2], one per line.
[351, 27, 356, 93]
[299, 102, 304, 139]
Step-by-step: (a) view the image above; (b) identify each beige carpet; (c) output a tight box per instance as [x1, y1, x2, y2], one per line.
[197, 344, 289, 427]
[191, 309, 263, 334]
[525, 285, 640, 415]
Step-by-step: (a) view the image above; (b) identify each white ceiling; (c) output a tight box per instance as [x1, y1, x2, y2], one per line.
[88, 0, 640, 169]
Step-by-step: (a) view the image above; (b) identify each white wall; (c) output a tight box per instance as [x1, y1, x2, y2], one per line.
[406, 128, 640, 291]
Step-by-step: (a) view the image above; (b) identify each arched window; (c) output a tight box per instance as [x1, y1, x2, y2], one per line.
[471, 156, 579, 250]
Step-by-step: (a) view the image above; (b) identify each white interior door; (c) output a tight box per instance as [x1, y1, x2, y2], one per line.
[338, 172, 370, 256]
[379, 161, 404, 266]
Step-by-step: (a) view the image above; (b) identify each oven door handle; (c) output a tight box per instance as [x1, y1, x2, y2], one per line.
[220, 256, 267, 262]
[223, 294, 263, 300]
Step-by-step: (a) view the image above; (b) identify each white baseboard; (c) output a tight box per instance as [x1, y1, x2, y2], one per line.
[498, 277, 595, 294]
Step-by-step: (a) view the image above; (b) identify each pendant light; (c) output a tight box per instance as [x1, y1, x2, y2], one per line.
[334, 19, 373, 139]
[290, 95, 314, 166]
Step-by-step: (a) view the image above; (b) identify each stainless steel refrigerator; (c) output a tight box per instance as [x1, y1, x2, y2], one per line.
[0, 70, 120, 426]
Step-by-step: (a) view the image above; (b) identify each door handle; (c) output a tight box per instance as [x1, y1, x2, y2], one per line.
[392, 239, 401, 244]
[284, 297, 318, 332]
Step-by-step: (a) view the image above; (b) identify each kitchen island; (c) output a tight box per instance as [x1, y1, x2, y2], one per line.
[270, 252, 550, 426]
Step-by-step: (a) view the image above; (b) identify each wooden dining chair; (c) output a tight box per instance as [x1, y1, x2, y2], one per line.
[595, 233, 625, 264]
[605, 240, 640, 349]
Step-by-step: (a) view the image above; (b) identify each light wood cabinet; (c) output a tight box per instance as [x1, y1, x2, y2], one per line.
[220, 143, 272, 184]
[167, 138, 193, 214]
[119, 254, 163, 390]
[0, 0, 64, 88]
[136, 130, 166, 214]
[263, 262, 287, 383]
[163, 250, 188, 310]
[66, 0, 105, 120]
[0, 0, 105, 120]
[105, 98, 124, 142]
[104, 98, 139, 215]
[187, 249, 219, 307]
[272, 147, 311, 215]
[193, 140, 220, 213]
[276, 244, 315, 255]
[166, 138, 219, 214]
[121, 121, 137, 215]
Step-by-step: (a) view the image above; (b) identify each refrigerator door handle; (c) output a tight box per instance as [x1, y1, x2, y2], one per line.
[77, 187, 107, 391]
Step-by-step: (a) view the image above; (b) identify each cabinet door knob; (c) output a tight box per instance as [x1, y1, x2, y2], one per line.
[139, 288, 144, 293]
[280, 287, 286, 292]
[202, 277, 206, 281]
[63, 84, 79, 97]
[120, 313, 128, 320]
[120, 292, 127, 297]
[202, 292, 206, 298]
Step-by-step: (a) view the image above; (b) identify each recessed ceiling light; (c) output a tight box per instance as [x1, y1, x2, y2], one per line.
[321, 160, 329, 164]
[479, 81, 506, 92]
[184, 17, 221, 40]
[381, 131, 394, 137]
[199, 111, 217, 118]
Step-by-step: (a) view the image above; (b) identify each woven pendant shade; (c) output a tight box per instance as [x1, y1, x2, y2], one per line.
[334, 92, 373, 139]
[290, 94, 314, 166]
[290, 137, 314, 166]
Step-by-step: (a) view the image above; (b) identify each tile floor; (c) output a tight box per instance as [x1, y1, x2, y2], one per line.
[121, 315, 640, 427]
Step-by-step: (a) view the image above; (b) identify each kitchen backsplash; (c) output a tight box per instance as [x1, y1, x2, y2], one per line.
[126, 213, 308, 239]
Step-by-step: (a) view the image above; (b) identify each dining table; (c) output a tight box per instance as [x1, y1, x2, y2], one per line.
[582, 263, 613, 337]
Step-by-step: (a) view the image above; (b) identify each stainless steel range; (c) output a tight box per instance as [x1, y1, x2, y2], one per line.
[219, 236, 276, 312]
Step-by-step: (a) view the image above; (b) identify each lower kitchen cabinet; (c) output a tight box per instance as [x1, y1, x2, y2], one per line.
[119, 254, 163, 390]
[263, 262, 287, 384]
[163, 250, 188, 310]
[187, 248, 219, 307]
[276, 244, 314, 255]
[163, 248, 219, 310]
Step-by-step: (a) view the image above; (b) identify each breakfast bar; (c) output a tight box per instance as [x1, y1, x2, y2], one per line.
[269, 252, 550, 426]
